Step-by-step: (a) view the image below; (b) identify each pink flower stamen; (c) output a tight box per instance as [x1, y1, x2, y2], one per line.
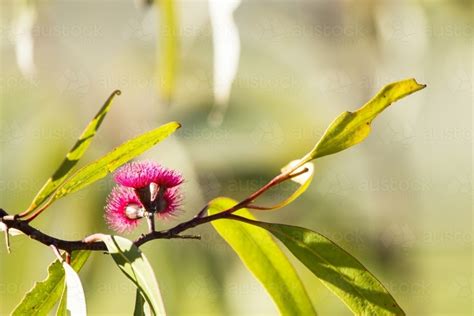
[104, 186, 144, 233]
[105, 161, 184, 233]
[114, 161, 183, 189]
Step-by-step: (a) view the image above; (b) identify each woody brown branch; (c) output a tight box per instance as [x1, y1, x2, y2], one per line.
[0, 208, 200, 253]
[0, 167, 306, 253]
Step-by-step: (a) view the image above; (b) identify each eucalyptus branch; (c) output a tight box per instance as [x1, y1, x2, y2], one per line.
[0, 209, 200, 252]
[0, 167, 307, 253]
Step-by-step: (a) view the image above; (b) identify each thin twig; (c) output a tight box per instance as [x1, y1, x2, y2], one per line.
[246, 205, 275, 210]
[0, 167, 307, 253]
[146, 213, 156, 233]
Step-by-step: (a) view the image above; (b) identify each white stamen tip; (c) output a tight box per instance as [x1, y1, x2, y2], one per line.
[149, 182, 159, 202]
[125, 203, 144, 219]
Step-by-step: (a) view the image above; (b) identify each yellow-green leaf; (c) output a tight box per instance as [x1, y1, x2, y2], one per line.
[100, 235, 166, 316]
[276, 160, 314, 209]
[253, 222, 405, 315]
[45, 122, 180, 207]
[254, 161, 315, 211]
[12, 251, 90, 316]
[134, 289, 152, 316]
[156, 0, 178, 104]
[56, 284, 67, 316]
[303, 78, 426, 161]
[207, 0, 241, 125]
[60, 261, 87, 315]
[28, 90, 121, 212]
[208, 197, 316, 315]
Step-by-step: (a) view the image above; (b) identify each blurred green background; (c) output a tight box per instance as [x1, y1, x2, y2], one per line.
[0, 0, 472, 315]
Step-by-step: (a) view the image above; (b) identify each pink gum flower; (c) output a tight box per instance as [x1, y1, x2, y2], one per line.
[155, 186, 183, 219]
[114, 161, 183, 189]
[105, 161, 184, 233]
[104, 186, 143, 233]
[105, 185, 183, 233]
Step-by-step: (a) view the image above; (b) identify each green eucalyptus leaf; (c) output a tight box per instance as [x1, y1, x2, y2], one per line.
[275, 160, 314, 209]
[303, 78, 426, 161]
[47, 122, 180, 206]
[251, 161, 315, 211]
[27, 90, 121, 212]
[208, 197, 316, 316]
[251, 221, 404, 315]
[56, 284, 67, 316]
[134, 289, 152, 316]
[12, 251, 90, 316]
[156, 0, 178, 104]
[100, 235, 166, 316]
[61, 261, 87, 315]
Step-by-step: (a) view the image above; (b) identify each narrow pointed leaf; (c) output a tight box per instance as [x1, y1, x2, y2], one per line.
[208, 197, 316, 315]
[62, 261, 87, 315]
[46, 122, 180, 206]
[275, 160, 315, 209]
[134, 289, 152, 316]
[304, 78, 426, 161]
[28, 90, 121, 211]
[156, 0, 178, 104]
[251, 221, 404, 315]
[251, 161, 315, 211]
[12, 251, 90, 316]
[100, 235, 166, 316]
[13, 0, 37, 80]
[56, 283, 68, 316]
[208, 0, 241, 125]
